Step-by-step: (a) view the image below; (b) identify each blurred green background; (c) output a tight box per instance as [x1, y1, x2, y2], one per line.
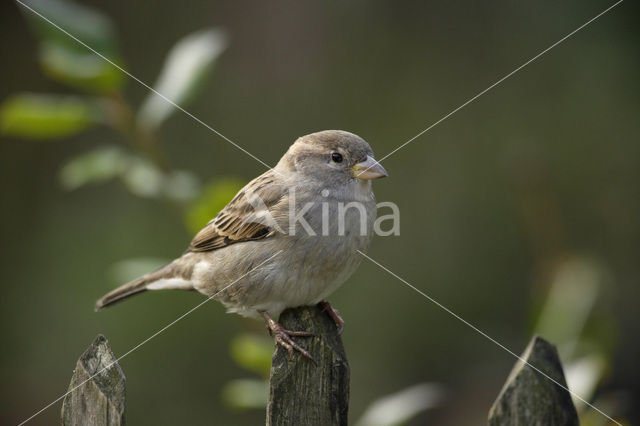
[1, 1, 638, 425]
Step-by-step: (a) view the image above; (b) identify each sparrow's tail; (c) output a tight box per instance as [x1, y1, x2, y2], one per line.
[95, 263, 192, 310]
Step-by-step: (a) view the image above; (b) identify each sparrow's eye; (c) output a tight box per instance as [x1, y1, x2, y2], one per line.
[331, 152, 343, 163]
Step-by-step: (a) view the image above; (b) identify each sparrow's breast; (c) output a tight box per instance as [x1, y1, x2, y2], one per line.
[194, 183, 378, 318]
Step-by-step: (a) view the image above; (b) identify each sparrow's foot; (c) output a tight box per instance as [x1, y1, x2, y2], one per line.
[261, 311, 314, 362]
[319, 301, 345, 335]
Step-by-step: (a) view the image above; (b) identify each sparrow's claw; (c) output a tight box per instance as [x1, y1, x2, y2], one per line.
[319, 301, 345, 335]
[261, 311, 315, 362]
[274, 328, 314, 361]
[284, 330, 314, 337]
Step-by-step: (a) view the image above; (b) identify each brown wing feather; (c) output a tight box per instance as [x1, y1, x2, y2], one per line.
[188, 171, 286, 253]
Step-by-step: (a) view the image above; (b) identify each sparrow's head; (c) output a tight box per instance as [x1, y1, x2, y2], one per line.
[279, 130, 388, 184]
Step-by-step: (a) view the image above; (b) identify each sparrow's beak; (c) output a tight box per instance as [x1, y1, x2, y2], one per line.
[352, 155, 388, 180]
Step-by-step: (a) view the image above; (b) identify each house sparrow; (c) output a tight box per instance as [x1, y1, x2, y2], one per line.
[96, 130, 388, 358]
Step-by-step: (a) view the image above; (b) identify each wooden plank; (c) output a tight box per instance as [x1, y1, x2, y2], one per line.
[488, 335, 578, 426]
[267, 305, 349, 426]
[61, 334, 125, 426]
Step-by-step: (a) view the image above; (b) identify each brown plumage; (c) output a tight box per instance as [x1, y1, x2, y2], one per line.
[95, 130, 388, 357]
[96, 264, 173, 308]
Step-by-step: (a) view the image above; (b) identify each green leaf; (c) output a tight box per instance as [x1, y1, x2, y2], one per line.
[221, 379, 268, 410]
[186, 178, 245, 233]
[60, 146, 199, 201]
[229, 333, 273, 377]
[121, 158, 200, 202]
[60, 146, 126, 189]
[565, 354, 606, 411]
[39, 42, 124, 93]
[534, 257, 603, 359]
[21, 0, 118, 56]
[137, 28, 228, 130]
[355, 383, 445, 426]
[1, 93, 99, 139]
[120, 156, 165, 198]
[162, 170, 200, 202]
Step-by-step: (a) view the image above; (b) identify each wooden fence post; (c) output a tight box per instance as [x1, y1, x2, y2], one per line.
[488, 335, 578, 426]
[61, 334, 125, 426]
[267, 305, 350, 426]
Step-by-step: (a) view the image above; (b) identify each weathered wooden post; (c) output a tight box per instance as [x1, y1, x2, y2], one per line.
[488, 335, 578, 426]
[267, 305, 350, 426]
[61, 334, 125, 426]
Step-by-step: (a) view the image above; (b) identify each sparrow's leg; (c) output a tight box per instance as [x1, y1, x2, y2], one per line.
[260, 311, 314, 361]
[319, 301, 344, 335]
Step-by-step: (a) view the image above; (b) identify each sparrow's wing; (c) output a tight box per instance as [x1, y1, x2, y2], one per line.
[188, 170, 288, 252]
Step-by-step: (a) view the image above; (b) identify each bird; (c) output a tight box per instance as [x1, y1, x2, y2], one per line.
[96, 130, 388, 359]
